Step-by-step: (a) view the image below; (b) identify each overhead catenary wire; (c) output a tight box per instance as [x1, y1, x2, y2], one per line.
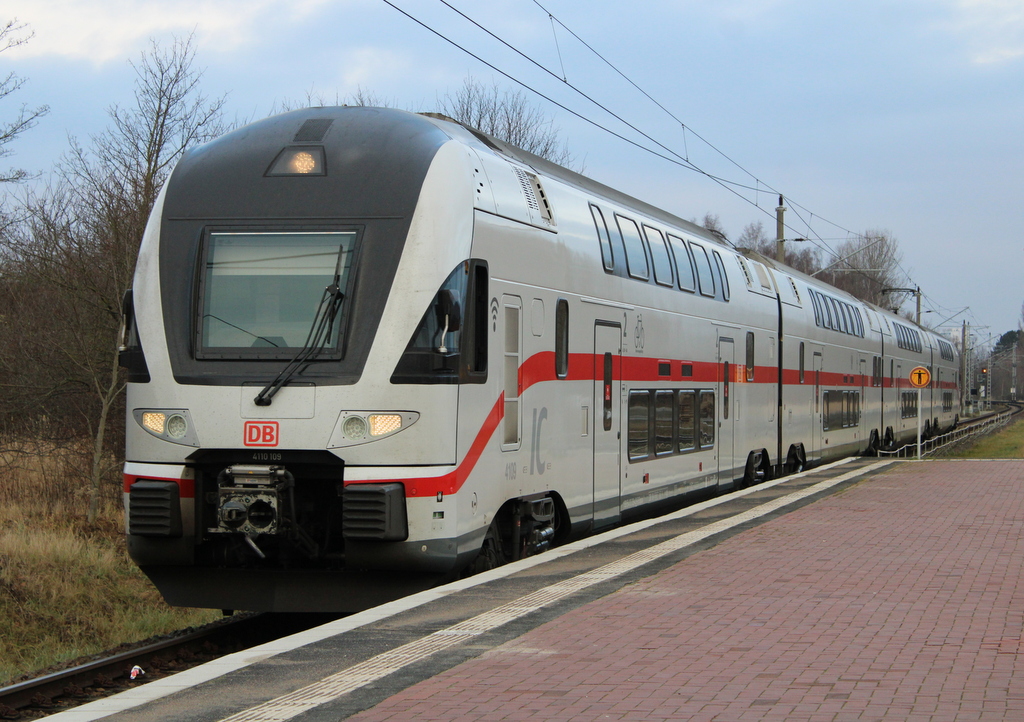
[533, 0, 766, 195]
[384, 0, 922, 300]
[531, 0, 867, 245]
[532, 1, 932, 300]
[427, 0, 783, 221]
[547, 11, 567, 82]
[401, 1, 831, 241]
[380, 0, 755, 218]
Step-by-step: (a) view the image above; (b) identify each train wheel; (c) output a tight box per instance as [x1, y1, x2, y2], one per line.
[470, 524, 505, 575]
[743, 451, 769, 487]
[741, 453, 757, 488]
[867, 429, 880, 456]
[786, 444, 806, 473]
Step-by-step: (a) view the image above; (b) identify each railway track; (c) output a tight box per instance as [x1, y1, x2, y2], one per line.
[0, 612, 340, 720]
[878, 401, 1022, 459]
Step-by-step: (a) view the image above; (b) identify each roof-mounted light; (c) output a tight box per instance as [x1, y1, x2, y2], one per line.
[267, 146, 326, 176]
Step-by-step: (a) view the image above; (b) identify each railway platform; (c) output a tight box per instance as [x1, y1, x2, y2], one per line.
[46, 457, 1024, 721]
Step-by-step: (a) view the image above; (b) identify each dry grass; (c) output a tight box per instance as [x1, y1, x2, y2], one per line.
[0, 443, 219, 686]
[953, 414, 1024, 459]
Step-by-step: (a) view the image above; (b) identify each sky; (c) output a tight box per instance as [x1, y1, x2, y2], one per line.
[2, 0, 1023, 346]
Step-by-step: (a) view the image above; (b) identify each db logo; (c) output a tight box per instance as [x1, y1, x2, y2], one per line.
[244, 421, 279, 447]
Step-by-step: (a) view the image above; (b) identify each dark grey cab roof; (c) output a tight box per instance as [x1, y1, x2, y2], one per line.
[163, 106, 452, 221]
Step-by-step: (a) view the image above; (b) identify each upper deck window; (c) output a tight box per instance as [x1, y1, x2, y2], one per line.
[713, 251, 730, 301]
[893, 322, 923, 353]
[590, 204, 614, 271]
[615, 215, 650, 280]
[197, 231, 356, 359]
[808, 288, 866, 339]
[643, 225, 674, 287]
[690, 242, 716, 297]
[668, 234, 696, 292]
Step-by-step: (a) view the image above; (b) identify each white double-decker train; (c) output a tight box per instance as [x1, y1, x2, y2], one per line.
[120, 107, 959, 612]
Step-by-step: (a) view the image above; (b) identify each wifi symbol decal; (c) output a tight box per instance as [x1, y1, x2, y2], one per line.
[490, 298, 499, 331]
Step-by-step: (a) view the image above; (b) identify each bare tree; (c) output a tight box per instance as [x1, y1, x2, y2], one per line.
[694, 212, 729, 244]
[0, 35, 225, 522]
[273, 77, 576, 166]
[271, 85, 397, 114]
[735, 220, 822, 276]
[0, 20, 49, 185]
[736, 220, 770, 253]
[438, 78, 573, 166]
[818, 230, 904, 306]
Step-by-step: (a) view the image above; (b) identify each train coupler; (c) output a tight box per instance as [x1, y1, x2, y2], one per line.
[208, 465, 293, 537]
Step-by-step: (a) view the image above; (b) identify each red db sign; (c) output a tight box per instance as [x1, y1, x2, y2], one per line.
[244, 421, 279, 447]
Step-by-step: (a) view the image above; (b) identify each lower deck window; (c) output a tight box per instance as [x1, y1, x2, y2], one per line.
[678, 390, 695, 452]
[823, 390, 861, 430]
[699, 391, 715, 448]
[628, 391, 650, 461]
[629, 388, 716, 462]
[901, 391, 919, 419]
[655, 391, 674, 456]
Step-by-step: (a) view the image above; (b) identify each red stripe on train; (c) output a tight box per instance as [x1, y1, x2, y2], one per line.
[347, 350, 953, 499]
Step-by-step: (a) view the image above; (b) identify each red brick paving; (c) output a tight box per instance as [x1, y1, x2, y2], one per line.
[349, 461, 1024, 721]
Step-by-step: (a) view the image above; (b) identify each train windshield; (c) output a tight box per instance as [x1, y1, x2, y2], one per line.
[198, 231, 356, 357]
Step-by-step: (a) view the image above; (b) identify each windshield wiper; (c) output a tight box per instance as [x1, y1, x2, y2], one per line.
[253, 281, 345, 406]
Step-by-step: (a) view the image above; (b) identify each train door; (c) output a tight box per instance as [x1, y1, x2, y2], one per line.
[813, 351, 823, 456]
[593, 322, 621, 529]
[860, 358, 867, 445]
[718, 336, 736, 488]
[895, 362, 903, 438]
[501, 296, 523, 451]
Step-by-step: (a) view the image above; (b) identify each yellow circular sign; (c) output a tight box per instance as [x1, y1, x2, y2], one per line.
[909, 366, 931, 388]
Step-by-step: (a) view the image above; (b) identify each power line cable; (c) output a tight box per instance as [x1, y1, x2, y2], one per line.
[432, 0, 781, 205]
[386, 0, 919, 294]
[452, 0, 829, 245]
[381, 0, 779, 238]
[530, 0, 916, 273]
[533, 0, 766, 192]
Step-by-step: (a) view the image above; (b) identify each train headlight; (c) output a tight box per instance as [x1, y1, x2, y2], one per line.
[142, 412, 166, 434]
[343, 415, 367, 439]
[369, 414, 402, 436]
[133, 409, 199, 447]
[166, 414, 189, 439]
[329, 411, 420, 448]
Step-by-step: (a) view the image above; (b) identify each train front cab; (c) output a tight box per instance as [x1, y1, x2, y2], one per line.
[119, 109, 503, 612]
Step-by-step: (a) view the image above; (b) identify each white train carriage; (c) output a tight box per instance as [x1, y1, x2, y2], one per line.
[120, 107, 959, 612]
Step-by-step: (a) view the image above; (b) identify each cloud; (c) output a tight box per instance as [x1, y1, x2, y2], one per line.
[948, 0, 1024, 64]
[4, 0, 336, 64]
